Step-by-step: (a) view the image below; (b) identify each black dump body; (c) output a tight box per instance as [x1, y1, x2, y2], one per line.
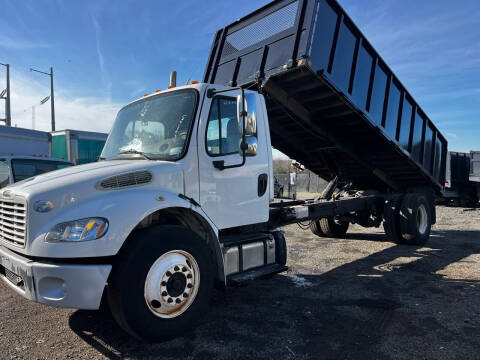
[204, 0, 447, 194]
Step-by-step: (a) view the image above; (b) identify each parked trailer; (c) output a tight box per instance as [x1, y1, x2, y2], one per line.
[0, 0, 448, 341]
[51, 129, 107, 165]
[469, 151, 480, 202]
[440, 152, 478, 207]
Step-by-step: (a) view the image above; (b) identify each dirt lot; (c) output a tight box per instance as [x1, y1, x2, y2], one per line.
[0, 205, 479, 359]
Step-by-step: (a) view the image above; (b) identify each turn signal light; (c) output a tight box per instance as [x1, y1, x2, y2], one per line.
[191, 80, 199, 84]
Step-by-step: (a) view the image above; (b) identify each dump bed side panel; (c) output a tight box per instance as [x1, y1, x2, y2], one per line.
[204, 0, 447, 192]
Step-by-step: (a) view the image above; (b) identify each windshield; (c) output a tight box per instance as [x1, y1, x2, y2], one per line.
[11, 159, 72, 182]
[101, 89, 197, 161]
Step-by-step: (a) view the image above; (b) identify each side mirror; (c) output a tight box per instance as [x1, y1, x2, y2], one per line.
[237, 93, 257, 136]
[239, 135, 258, 157]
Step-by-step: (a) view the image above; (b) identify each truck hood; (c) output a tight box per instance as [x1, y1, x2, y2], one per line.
[3, 160, 185, 201]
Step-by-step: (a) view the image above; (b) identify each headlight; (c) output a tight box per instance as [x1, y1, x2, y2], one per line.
[45, 217, 109, 242]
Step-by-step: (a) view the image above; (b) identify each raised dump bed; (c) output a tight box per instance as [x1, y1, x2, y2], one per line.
[204, 0, 447, 194]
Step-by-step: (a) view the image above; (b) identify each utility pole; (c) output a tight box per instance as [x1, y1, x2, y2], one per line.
[30, 66, 55, 131]
[0, 62, 11, 126]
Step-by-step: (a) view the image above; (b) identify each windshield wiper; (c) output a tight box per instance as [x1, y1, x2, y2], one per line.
[117, 149, 152, 160]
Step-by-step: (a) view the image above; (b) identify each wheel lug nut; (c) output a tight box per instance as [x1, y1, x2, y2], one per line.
[161, 281, 167, 286]
[166, 271, 172, 277]
[175, 298, 181, 304]
[187, 283, 193, 288]
[167, 298, 173, 303]
[183, 293, 188, 298]
[182, 267, 187, 272]
[162, 291, 168, 296]
[151, 300, 161, 308]
[174, 266, 179, 271]
[187, 274, 192, 279]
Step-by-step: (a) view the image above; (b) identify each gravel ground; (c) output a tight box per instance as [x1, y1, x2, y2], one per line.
[0, 205, 479, 359]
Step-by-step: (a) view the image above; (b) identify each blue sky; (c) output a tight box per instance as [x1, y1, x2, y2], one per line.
[0, 0, 479, 152]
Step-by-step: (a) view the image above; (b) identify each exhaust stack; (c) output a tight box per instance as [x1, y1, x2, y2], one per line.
[169, 71, 177, 88]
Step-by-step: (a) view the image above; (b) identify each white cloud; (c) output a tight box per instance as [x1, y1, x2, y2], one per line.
[91, 13, 112, 99]
[0, 34, 51, 50]
[2, 72, 120, 134]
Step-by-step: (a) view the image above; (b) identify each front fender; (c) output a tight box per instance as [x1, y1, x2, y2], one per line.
[28, 188, 218, 259]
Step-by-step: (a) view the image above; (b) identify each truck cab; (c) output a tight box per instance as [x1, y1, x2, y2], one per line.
[0, 83, 282, 341]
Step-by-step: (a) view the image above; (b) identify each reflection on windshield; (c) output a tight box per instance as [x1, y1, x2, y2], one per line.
[101, 90, 197, 160]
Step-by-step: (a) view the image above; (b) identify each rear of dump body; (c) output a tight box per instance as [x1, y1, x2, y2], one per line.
[204, 0, 447, 194]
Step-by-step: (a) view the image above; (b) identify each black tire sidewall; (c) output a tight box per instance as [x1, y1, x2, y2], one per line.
[108, 225, 214, 341]
[400, 195, 431, 245]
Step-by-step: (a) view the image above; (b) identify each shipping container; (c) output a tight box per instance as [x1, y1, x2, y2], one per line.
[0, 125, 50, 157]
[51, 129, 108, 165]
[204, 0, 447, 194]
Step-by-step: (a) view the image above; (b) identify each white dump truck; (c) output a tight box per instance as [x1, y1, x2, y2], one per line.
[0, 0, 446, 341]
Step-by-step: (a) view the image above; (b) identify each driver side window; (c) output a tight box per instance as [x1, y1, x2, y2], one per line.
[206, 97, 240, 156]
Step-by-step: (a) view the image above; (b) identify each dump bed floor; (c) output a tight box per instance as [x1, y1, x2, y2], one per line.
[264, 66, 440, 192]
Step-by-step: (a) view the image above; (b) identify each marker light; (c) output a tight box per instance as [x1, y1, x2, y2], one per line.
[34, 200, 54, 213]
[45, 217, 109, 242]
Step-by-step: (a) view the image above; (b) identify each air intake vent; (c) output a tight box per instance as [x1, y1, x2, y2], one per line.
[98, 170, 153, 190]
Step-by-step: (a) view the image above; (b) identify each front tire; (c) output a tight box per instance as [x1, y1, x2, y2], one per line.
[107, 225, 214, 341]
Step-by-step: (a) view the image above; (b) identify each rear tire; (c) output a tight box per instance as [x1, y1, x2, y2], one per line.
[399, 194, 432, 246]
[310, 220, 325, 237]
[312, 218, 349, 238]
[107, 225, 214, 341]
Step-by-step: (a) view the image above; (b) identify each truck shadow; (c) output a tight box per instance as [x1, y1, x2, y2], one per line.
[69, 229, 480, 360]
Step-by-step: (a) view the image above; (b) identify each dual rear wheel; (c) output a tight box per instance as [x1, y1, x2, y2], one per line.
[383, 193, 432, 246]
[310, 193, 432, 245]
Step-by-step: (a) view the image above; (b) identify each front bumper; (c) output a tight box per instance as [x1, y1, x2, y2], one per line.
[0, 245, 111, 310]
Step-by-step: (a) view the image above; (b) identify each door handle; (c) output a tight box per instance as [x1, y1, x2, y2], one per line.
[258, 173, 268, 197]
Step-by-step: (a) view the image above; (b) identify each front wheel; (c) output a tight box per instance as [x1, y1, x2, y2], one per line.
[107, 225, 214, 341]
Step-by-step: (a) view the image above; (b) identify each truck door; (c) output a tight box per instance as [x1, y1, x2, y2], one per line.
[198, 93, 270, 229]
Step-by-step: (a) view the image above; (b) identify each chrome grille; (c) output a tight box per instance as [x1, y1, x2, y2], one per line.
[0, 198, 27, 247]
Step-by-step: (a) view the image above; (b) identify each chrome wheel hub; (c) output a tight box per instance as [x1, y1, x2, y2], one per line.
[144, 250, 200, 318]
